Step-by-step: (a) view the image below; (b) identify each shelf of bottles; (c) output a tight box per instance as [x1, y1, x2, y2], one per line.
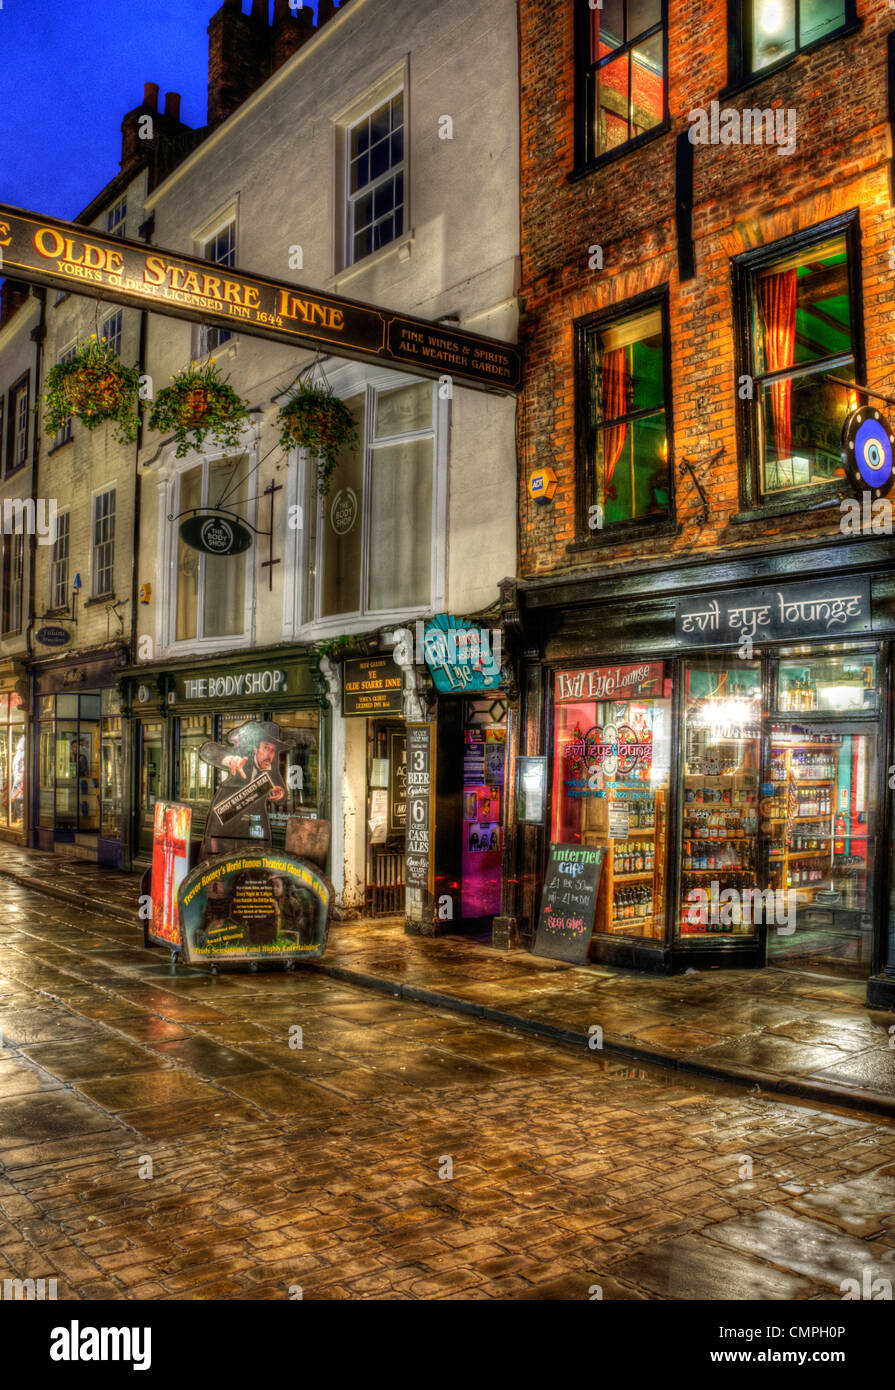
[606, 796, 662, 938]
[679, 664, 761, 938]
[766, 727, 841, 900]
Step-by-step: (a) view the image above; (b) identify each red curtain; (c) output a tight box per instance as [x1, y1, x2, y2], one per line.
[601, 347, 627, 484]
[759, 269, 798, 463]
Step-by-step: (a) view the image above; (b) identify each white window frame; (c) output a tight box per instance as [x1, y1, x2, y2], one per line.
[91, 486, 116, 599]
[283, 361, 447, 642]
[10, 378, 29, 470]
[345, 89, 405, 269]
[107, 196, 127, 237]
[55, 342, 77, 446]
[156, 428, 259, 658]
[101, 310, 123, 358]
[2, 530, 24, 636]
[195, 215, 237, 359]
[51, 510, 70, 611]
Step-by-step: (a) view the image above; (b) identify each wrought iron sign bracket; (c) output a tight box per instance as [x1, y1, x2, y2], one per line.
[260, 480, 282, 592]
[679, 446, 719, 525]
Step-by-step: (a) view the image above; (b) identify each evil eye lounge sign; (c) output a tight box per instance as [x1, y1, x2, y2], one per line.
[676, 578, 871, 646]
[423, 615, 502, 693]
[179, 513, 253, 556]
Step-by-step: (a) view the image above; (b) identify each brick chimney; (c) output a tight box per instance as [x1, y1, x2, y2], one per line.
[272, 0, 314, 73]
[207, 0, 272, 127]
[120, 82, 160, 170]
[0, 281, 29, 332]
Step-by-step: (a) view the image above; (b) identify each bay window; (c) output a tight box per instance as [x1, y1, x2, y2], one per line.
[165, 451, 253, 650]
[298, 372, 443, 629]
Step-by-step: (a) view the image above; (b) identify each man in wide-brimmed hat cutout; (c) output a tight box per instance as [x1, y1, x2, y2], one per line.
[199, 719, 295, 856]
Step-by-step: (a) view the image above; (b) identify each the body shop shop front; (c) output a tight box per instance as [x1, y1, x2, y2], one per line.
[122, 651, 328, 869]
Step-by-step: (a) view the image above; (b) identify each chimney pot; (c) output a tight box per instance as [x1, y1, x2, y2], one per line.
[250, 0, 269, 21]
[143, 81, 160, 111]
[164, 92, 182, 120]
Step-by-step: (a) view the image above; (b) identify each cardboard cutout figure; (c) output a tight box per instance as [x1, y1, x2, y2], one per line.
[199, 719, 295, 856]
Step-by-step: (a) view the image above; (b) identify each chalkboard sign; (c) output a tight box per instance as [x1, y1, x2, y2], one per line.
[533, 844, 606, 963]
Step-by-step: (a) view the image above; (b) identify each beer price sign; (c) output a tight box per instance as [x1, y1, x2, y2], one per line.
[0, 204, 522, 394]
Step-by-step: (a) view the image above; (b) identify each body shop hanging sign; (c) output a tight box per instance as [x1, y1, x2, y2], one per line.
[179, 513, 253, 556]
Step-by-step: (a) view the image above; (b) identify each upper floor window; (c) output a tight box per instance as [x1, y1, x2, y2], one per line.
[735, 219, 860, 506]
[174, 454, 250, 644]
[347, 93, 405, 265]
[733, 1, 853, 83]
[577, 0, 667, 167]
[92, 488, 116, 598]
[1, 532, 24, 636]
[199, 221, 236, 356]
[52, 511, 70, 610]
[7, 376, 29, 473]
[578, 294, 672, 532]
[301, 377, 439, 627]
[107, 197, 127, 237]
[54, 345, 77, 447]
[102, 310, 123, 358]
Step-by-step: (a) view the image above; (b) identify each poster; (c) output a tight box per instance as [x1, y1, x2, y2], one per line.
[177, 849, 331, 967]
[389, 730, 407, 832]
[533, 844, 605, 964]
[405, 723, 435, 922]
[150, 802, 192, 949]
[369, 787, 388, 845]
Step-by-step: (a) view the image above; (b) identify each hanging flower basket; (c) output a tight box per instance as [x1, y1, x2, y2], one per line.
[148, 360, 250, 458]
[42, 336, 140, 444]
[277, 380, 358, 496]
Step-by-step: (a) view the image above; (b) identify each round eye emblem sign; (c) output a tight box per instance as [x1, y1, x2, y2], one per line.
[841, 406, 895, 499]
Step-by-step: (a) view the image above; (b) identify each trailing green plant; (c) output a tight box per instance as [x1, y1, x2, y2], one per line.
[41, 335, 140, 444]
[315, 634, 354, 661]
[277, 379, 358, 496]
[148, 359, 250, 458]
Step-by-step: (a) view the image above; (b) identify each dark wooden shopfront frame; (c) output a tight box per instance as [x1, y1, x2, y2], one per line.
[503, 533, 895, 1002]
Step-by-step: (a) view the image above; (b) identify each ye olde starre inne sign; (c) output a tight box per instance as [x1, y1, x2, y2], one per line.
[0, 205, 521, 393]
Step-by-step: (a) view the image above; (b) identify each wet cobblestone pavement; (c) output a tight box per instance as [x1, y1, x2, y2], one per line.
[0, 877, 894, 1299]
[2, 848, 893, 1114]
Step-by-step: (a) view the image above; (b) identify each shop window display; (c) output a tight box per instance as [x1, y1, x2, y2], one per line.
[679, 661, 762, 938]
[777, 651, 877, 712]
[100, 688, 123, 840]
[552, 663, 671, 941]
[268, 711, 321, 836]
[178, 716, 214, 804]
[767, 722, 876, 977]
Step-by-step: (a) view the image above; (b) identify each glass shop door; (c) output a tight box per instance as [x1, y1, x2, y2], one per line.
[764, 719, 877, 979]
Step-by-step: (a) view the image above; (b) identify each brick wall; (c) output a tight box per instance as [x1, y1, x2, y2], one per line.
[518, 0, 893, 580]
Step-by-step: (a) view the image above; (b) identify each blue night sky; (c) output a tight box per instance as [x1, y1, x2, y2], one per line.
[0, 1, 323, 221]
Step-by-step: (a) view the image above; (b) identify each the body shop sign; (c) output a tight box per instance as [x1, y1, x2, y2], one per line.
[556, 663, 665, 703]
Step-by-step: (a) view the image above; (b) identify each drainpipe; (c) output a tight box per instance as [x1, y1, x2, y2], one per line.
[123, 211, 154, 870]
[26, 288, 46, 847]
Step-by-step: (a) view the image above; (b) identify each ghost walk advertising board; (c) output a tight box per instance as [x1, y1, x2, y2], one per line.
[177, 850, 331, 968]
[0, 204, 522, 394]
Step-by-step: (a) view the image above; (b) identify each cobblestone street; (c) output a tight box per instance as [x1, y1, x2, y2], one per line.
[0, 880, 893, 1301]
